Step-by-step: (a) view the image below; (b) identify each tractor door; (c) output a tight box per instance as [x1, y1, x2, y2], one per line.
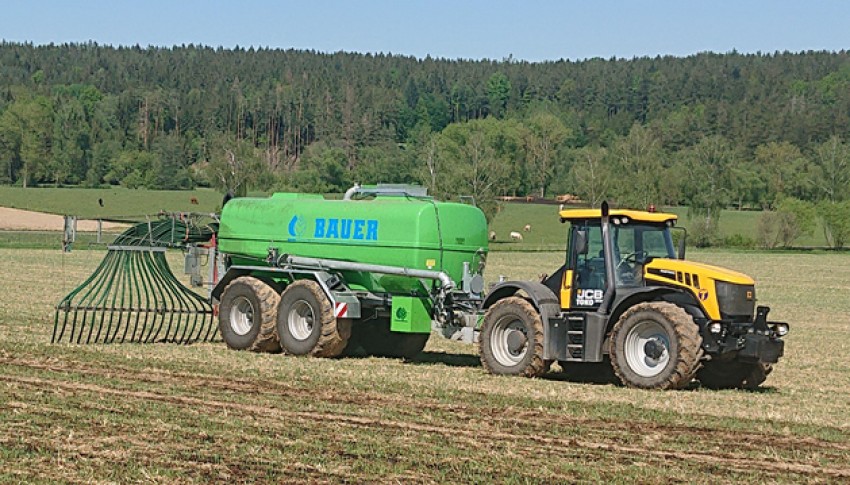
[565, 223, 607, 309]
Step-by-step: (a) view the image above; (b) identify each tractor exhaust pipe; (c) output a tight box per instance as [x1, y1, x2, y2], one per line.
[598, 201, 617, 315]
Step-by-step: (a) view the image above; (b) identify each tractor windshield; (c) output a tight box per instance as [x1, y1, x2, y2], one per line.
[612, 223, 676, 262]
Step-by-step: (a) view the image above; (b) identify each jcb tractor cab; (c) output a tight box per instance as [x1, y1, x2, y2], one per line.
[479, 202, 788, 390]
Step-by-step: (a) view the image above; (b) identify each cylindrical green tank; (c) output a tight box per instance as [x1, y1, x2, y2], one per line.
[217, 193, 488, 295]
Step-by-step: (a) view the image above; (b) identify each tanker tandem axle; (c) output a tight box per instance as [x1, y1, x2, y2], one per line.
[194, 185, 788, 390]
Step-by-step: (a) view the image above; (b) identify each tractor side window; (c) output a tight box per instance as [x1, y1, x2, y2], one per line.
[574, 225, 605, 307]
[642, 227, 676, 259]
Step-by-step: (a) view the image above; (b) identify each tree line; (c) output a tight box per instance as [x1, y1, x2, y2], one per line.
[1, 42, 850, 244]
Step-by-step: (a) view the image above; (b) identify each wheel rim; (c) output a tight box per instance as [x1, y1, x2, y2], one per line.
[229, 296, 254, 336]
[287, 300, 315, 341]
[490, 315, 529, 367]
[623, 320, 671, 378]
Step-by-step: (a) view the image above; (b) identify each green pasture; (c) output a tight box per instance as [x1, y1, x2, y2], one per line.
[490, 203, 828, 250]
[0, 186, 224, 219]
[0, 187, 830, 250]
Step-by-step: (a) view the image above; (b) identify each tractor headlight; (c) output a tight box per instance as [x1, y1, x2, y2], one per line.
[771, 322, 789, 337]
[709, 322, 723, 334]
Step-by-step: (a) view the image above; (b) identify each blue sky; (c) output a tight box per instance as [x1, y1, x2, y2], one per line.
[1, 1, 849, 61]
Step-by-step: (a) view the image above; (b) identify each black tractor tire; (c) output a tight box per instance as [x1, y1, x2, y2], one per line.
[610, 302, 702, 390]
[558, 358, 618, 384]
[479, 297, 546, 377]
[218, 276, 281, 353]
[358, 318, 430, 360]
[697, 361, 773, 390]
[276, 280, 350, 357]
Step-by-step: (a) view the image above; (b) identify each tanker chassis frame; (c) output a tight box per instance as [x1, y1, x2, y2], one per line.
[193, 245, 487, 359]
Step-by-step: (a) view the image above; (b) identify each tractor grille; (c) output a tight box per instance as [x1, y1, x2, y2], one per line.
[715, 281, 756, 318]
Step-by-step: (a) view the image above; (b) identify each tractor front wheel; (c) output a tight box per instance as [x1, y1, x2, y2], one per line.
[218, 277, 281, 353]
[479, 297, 546, 377]
[610, 302, 702, 389]
[276, 280, 350, 357]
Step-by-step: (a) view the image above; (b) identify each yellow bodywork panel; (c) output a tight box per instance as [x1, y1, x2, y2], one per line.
[560, 269, 574, 309]
[643, 259, 755, 320]
[559, 208, 677, 224]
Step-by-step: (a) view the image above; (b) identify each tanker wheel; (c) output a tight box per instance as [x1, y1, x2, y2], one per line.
[218, 276, 281, 353]
[359, 318, 430, 360]
[479, 297, 546, 377]
[276, 280, 350, 357]
[697, 361, 772, 390]
[610, 302, 702, 390]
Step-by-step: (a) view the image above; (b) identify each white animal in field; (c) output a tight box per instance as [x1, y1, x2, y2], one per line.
[523, 224, 531, 232]
[510, 231, 523, 241]
[489, 230, 497, 241]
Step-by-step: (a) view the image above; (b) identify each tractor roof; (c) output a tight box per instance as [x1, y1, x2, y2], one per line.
[559, 208, 677, 224]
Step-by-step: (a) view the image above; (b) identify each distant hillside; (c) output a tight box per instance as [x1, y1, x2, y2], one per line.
[1, 43, 849, 226]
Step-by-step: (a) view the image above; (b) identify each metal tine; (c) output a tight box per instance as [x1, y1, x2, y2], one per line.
[154, 253, 195, 343]
[157, 252, 198, 343]
[54, 249, 112, 343]
[83, 249, 123, 344]
[145, 251, 176, 343]
[133, 250, 159, 343]
[73, 249, 118, 344]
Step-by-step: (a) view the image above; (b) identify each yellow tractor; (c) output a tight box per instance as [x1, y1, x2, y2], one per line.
[478, 202, 788, 390]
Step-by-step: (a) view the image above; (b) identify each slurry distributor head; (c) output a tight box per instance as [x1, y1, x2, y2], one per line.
[53, 213, 217, 345]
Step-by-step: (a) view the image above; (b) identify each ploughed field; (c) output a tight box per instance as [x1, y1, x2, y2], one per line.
[1, 248, 849, 483]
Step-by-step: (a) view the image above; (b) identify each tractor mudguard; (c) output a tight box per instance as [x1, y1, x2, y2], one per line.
[482, 281, 559, 310]
[608, 286, 707, 331]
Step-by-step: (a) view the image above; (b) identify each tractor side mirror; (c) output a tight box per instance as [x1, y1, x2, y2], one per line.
[575, 230, 589, 256]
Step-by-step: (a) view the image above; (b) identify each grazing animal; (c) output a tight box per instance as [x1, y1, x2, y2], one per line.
[190, 197, 199, 205]
[489, 230, 497, 241]
[510, 231, 523, 242]
[98, 198, 104, 207]
[523, 224, 531, 232]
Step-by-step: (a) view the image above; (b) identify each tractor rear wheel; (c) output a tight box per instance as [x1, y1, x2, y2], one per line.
[697, 361, 772, 390]
[359, 318, 430, 359]
[479, 297, 546, 377]
[610, 302, 702, 390]
[276, 280, 350, 357]
[218, 277, 281, 352]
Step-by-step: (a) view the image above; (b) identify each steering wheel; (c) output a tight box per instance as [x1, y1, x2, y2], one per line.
[616, 251, 648, 271]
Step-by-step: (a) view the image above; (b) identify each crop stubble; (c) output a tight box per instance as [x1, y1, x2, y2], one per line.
[1, 248, 849, 482]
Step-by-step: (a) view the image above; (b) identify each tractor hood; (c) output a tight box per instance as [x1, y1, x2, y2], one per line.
[644, 258, 754, 286]
[643, 258, 755, 320]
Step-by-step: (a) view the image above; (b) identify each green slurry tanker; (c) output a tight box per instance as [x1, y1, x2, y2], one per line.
[57, 183, 788, 390]
[210, 185, 489, 359]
